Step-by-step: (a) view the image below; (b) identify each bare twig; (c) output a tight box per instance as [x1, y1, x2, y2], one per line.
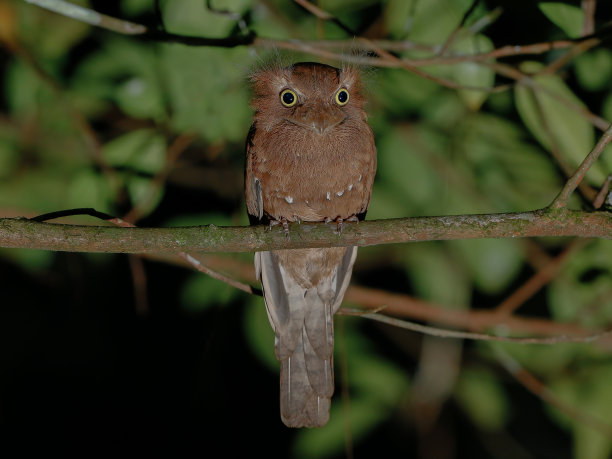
[345, 285, 605, 338]
[348, 312, 612, 344]
[550, 124, 612, 208]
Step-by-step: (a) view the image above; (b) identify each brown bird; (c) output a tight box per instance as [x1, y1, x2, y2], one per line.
[245, 62, 376, 428]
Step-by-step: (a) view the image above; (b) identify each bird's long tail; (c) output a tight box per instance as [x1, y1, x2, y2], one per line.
[256, 247, 357, 428]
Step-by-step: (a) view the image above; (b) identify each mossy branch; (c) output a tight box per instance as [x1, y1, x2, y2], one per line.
[1, 208, 610, 254]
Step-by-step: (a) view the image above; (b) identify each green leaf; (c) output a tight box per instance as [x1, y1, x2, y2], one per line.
[161, 0, 251, 36]
[539, 3, 584, 39]
[72, 39, 166, 121]
[420, 91, 466, 128]
[574, 48, 612, 92]
[384, 0, 417, 38]
[16, 0, 91, 61]
[121, 0, 154, 16]
[375, 126, 443, 215]
[0, 134, 19, 179]
[161, 45, 253, 142]
[126, 175, 164, 217]
[0, 248, 55, 273]
[293, 399, 387, 459]
[376, 68, 441, 116]
[101, 129, 167, 217]
[514, 61, 609, 183]
[408, 0, 477, 45]
[452, 34, 495, 110]
[457, 113, 562, 210]
[405, 243, 470, 307]
[180, 273, 239, 312]
[103, 129, 166, 174]
[242, 296, 276, 371]
[548, 240, 612, 328]
[548, 365, 612, 459]
[66, 168, 114, 212]
[487, 341, 579, 377]
[115, 76, 167, 121]
[366, 183, 411, 219]
[6, 60, 52, 117]
[455, 367, 509, 431]
[450, 239, 523, 294]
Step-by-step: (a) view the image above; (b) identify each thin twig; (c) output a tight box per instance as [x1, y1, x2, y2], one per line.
[550, 124, 612, 208]
[351, 312, 612, 344]
[345, 285, 603, 338]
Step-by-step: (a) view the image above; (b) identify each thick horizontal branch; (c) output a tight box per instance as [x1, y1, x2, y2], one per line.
[0, 208, 610, 254]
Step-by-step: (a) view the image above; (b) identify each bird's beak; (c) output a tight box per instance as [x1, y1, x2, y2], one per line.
[308, 105, 344, 135]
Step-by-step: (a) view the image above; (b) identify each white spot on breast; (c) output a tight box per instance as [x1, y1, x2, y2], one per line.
[358, 174, 362, 182]
[285, 196, 294, 204]
[326, 192, 331, 200]
[348, 184, 353, 191]
[337, 190, 344, 197]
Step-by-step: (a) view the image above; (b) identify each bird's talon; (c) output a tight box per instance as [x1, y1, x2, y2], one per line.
[336, 218, 344, 234]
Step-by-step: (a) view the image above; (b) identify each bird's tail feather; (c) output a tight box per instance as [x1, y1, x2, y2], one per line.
[256, 247, 357, 428]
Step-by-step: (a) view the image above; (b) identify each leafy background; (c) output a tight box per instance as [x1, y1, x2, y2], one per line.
[1, 0, 612, 457]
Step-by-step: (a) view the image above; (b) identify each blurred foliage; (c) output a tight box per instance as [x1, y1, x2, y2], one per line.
[1, 0, 612, 458]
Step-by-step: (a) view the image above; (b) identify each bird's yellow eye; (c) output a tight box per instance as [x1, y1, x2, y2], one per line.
[280, 89, 297, 107]
[335, 88, 349, 106]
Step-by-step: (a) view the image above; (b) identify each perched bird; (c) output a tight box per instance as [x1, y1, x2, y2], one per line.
[245, 62, 376, 427]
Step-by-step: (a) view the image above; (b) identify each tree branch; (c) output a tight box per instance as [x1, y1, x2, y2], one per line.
[1, 208, 610, 254]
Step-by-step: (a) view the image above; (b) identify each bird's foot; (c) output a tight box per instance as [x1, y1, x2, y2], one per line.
[327, 215, 359, 234]
[269, 218, 290, 239]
